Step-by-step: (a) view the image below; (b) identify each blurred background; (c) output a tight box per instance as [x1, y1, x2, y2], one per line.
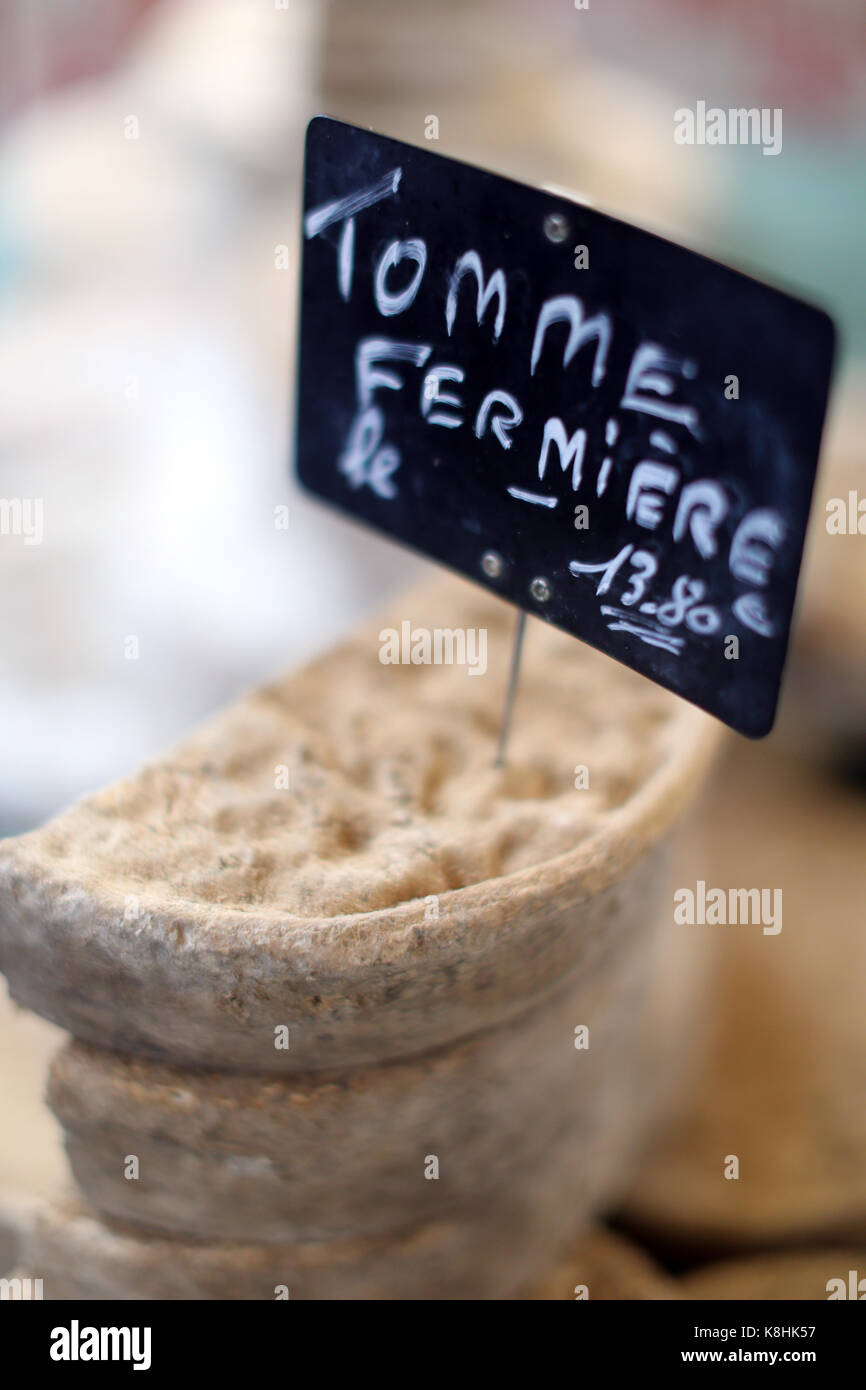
[0, 0, 864, 1295]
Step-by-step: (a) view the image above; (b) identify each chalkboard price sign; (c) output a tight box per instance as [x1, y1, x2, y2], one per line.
[296, 116, 835, 737]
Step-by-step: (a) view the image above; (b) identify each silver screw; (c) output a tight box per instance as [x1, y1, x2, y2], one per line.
[544, 212, 570, 244]
[529, 576, 552, 603]
[481, 550, 505, 580]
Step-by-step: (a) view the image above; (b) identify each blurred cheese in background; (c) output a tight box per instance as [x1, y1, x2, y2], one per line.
[320, 0, 719, 238]
[617, 734, 866, 1257]
[778, 367, 866, 763]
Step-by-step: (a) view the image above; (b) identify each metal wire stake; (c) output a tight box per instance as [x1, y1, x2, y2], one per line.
[494, 609, 527, 768]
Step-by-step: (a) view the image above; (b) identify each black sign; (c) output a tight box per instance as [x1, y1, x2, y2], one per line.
[296, 116, 835, 737]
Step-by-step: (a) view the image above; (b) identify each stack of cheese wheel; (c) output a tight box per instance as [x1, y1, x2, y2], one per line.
[0, 575, 718, 1298]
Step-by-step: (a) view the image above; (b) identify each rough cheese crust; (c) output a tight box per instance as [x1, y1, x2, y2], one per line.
[0, 573, 716, 1071]
[24, 575, 679, 921]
